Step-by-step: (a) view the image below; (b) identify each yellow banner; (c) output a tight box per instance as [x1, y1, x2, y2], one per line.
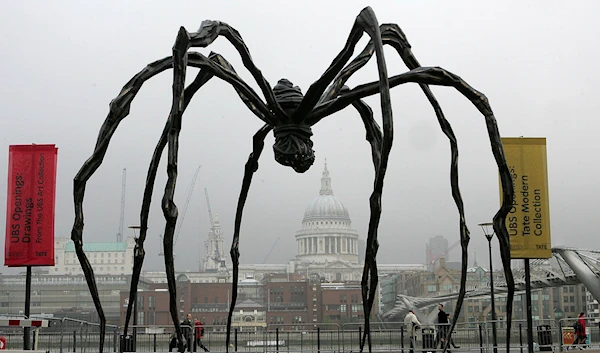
[501, 137, 552, 259]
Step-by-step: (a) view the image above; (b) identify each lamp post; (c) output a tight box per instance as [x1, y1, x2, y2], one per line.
[479, 222, 498, 353]
[128, 225, 141, 351]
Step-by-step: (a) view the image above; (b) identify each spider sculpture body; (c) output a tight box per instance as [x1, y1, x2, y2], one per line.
[72, 7, 515, 353]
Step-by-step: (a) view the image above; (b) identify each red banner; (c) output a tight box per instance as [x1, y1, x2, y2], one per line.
[5, 144, 58, 266]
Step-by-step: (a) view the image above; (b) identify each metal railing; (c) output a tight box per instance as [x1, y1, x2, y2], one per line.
[1, 316, 599, 352]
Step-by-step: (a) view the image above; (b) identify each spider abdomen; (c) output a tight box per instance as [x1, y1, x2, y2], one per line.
[272, 79, 315, 173]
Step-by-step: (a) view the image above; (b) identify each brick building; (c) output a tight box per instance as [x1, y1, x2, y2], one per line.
[120, 272, 370, 328]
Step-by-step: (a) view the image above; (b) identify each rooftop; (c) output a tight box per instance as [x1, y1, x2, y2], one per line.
[64, 242, 127, 253]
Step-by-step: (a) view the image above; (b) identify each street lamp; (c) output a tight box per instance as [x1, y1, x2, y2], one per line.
[128, 225, 141, 351]
[479, 222, 498, 353]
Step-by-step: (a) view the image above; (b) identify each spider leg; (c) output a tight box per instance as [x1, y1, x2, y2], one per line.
[306, 7, 393, 353]
[189, 20, 285, 119]
[188, 51, 271, 349]
[226, 124, 272, 352]
[158, 27, 193, 353]
[293, 6, 390, 121]
[123, 63, 214, 336]
[346, 93, 383, 352]
[316, 25, 411, 104]
[72, 56, 178, 353]
[317, 38, 471, 351]
[166, 33, 276, 351]
[73, 45, 270, 352]
[349, 94, 383, 170]
[377, 24, 481, 352]
[186, 52, 273, 123]
[301, 8, 394, 352]
[312, 30, 510, 350]
[208, 53, 269, 120]
[322, 69, 514, 350]
[68, 239, 104, 349]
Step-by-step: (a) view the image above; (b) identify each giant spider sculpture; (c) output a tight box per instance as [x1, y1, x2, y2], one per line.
[72, 7, 515, 353]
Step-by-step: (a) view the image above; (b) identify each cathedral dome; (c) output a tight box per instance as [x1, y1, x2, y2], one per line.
[303, 195, 349, 221]
[302, 161, 350, 222]
[296, 160, 359, 265]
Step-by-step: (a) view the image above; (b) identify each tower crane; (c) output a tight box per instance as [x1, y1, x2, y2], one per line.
[204, 188, 215, 229]
[427, 240, 460, 267]
[263, 237, 280, 263]
[117, 168, 126, 242]
[159, 165, 202, 257]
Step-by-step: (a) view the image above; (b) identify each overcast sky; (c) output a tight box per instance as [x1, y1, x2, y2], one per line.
[2, 1, 599, 275]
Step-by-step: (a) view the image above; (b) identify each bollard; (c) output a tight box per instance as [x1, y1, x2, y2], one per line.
[235, 328, 238, 352]
[153, 333, 157, 352]
[276, 327, 280, 353]
[519, 324, 523, 353]
[558, 321, 563, 353]
[59, 319, 65, 353]
[478, 324, 483, 353]
[133, 326, 137, 352]
[31, 328, 37, 349]
[317, 327, 321, 353]
[114, 329, 118, 353]
[193, 331, 196, 352]
[359, 326, 362, 349]
[401, 325, 404, 353]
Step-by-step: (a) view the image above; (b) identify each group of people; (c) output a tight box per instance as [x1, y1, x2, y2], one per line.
[405, 304, 459, 353]
[406, 305, 589, 352]
[169, 306, 587, 352]
[169, 313, 209, 352]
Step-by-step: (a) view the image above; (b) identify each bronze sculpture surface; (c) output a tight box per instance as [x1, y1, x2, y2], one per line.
[71, 6, 515, 352]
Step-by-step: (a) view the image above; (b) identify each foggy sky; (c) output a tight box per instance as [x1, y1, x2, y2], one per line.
[1, 1, 599, 274]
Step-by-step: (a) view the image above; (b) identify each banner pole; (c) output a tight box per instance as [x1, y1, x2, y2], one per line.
[24, 265, 32, 350]
[524, 259, 534, 353]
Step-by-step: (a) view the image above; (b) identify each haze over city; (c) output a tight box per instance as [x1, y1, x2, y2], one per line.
[1, 1, 599, 274]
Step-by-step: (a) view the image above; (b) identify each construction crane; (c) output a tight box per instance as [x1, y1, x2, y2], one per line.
[116, 168, 126, 242]
[263, 237, 280, 263]
[427, 240, 460, 267]
[159, 165, 202, 256]
[204, 188, 215, 228]
[204, 188, 226, 267]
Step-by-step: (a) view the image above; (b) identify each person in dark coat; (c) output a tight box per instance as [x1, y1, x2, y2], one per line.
[169, 313, 192, 352]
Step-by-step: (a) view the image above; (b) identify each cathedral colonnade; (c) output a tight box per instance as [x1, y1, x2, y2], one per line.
[295, 160, 360, 265]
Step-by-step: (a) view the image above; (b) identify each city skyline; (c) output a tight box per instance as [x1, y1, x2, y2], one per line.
[2, 1, 600, 275]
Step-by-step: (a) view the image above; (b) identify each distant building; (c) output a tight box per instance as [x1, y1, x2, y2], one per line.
[586, 290, 599, 323]
[295, 160, 360, 265]
[231, 161, 426, 286]
[425, 235, 449, 271]
[202, 214, 228, 272]
[122, 160, 426, 327]
[49, 236, 135, 275]
[0, 236, 138, 324]
[388, 256, 589, 325]
[0, 273, 148, 325]
[120, 272, 367, 327]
